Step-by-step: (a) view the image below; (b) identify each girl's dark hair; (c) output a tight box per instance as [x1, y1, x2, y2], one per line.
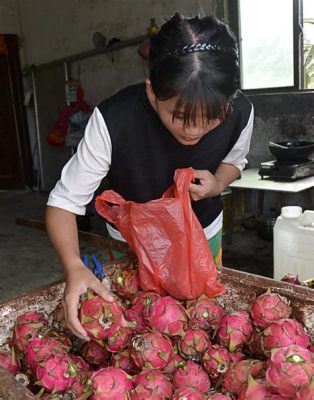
[149, 13, 239, 126]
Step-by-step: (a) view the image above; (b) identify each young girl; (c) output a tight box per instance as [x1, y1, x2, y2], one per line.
[46, 14, 254, 340]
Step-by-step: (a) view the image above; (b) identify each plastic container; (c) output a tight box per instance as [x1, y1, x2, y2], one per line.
[274, 206, 314, 281]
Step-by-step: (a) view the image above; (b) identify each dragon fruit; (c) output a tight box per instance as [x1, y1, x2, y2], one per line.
[65, 368, 92, 399]
[246, 330, 265, 359]
[81, 339, 110, 367]
[25, 336, 68, 372]
[295, 376, 314, 399]
[186, 295, 224, 333]
[133, 291, 161, 311]
[111, 349, 140, 375]
[112, 267, 141, 299]
[131, 331, 174, 370]
[172, 386, 206, 400]
[36, 353, 79, 392]
[261, 318, 310, 355]
[266, 345, 314, 398]
[79, 290, 127, 340]
[172, 360, 211, 392]
[281, 274, 303, 286]
[163, 353, 185, 374]
[130, 385, 164, 400]
[178, 329, 210, 360]
[250, 290, 292, 329]
[229, 351, 245, 362]
[47, 331, 72, 349]
[50, 301, 71, 334]
[216, 311, 253, 352]
[207, 395, 232, 400]
[222, 359, 265, 395]
[106, 326, 132, 353]
[125, 304, 148, 332]
[202, 345, 231, 380]
[238, 376, 272, 399]
[0, 344, 20, 373]
[12, 311, 49, 352]
[91, 367, 133, 400]
[133, 369, 173, 399]
[145, 296, 188, 337]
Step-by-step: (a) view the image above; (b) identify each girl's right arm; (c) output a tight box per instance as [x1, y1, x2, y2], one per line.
[45, 206, 114, 340]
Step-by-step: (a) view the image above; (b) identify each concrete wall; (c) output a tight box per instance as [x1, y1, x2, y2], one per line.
[247, 92, 314, 168]
[0, 0, 20, 34]
[18, 0, 218, 105]
[15, 0, 219, 189]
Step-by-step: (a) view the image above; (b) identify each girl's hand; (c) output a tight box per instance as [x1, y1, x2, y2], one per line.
[62, 261, 114, 340]
[189, 169, 223, 201]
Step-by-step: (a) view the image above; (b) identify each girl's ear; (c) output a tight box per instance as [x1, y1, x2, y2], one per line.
[145, 79, 157, 104]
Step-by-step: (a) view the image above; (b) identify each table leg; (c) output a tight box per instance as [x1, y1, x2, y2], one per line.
[226, 188, 239, 245]
[256, 190, 264, 217]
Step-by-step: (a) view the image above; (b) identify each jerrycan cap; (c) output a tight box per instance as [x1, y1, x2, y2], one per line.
[281, 206, 302, 218]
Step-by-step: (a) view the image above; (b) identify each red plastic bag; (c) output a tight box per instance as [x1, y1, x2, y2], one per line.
[95, 168, 225, 300]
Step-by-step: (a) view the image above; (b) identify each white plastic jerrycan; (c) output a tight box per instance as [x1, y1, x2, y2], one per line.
[274, 206, 314, 281]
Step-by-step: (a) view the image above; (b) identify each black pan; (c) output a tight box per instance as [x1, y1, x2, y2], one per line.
[269, 140, 314, 162]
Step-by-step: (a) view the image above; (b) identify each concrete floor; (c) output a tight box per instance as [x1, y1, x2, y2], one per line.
[0, 190, 273, 302]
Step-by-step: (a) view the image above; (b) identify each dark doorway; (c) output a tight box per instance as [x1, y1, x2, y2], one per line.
[0, 34, 32, 189]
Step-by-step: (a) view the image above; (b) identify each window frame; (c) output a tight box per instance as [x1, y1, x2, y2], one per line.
[227, 0, 305, 94]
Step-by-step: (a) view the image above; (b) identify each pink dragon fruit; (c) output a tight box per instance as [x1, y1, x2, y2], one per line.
[133, 290, 161, 311]
[144, 296, 188, 337]
[25, 336, 68, 372]
[46, 330, 72, 349]
[112, 268, 141, 299]
[172, 386, 206, 400]
[125, 304, 148, 331]
[0, 344, 20, 373]
[106, 326, 132, 353]
[12, 311, 49, 352]
[207, 395, 232, 400]
[222, 359, 265, 395]
[172, 360, 211, 392]
[266, 345, 314, 398]
[130, 385, 164, 400]
[36, 353, 79, 392]
[261, 318, 310, 355]
[281, 273, 303, 286]
[163, 353, 185, 374]
[178, 329, 210, 360]
[65, 368, 92, 399]
[295, 377, 314, 399]
[50, 301, 71, 334]
[229, 351, 246, 362]
[131, 331, 174, 370]
[186, 295, 224, 333]
[216, 311, 253, 352]
[79, 289, 127, 340]
[250, 290, 292, 329]
[81, 339, 110, 367]
[201, 344, 231, 380]
[238, 376, 272, 399]
[91, 367, 133, 400]
[246, 329, 265, 359]
[133, 369, 173, 399]
[112, 349, 140, 375]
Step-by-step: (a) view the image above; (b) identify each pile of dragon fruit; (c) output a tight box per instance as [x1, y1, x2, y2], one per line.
[0, 265, 313, 399]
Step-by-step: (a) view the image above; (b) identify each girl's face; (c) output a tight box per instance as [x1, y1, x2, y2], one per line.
[146, 80, 222, 146]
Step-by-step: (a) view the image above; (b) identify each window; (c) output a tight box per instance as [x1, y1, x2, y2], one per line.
[229, 0, 314, 91]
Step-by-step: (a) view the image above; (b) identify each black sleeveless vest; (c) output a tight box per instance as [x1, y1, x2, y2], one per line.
[97, 83, 252, 228]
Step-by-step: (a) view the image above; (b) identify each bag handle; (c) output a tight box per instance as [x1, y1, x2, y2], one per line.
[95, 190, 127, 224]
[173, 168, 195, 197]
